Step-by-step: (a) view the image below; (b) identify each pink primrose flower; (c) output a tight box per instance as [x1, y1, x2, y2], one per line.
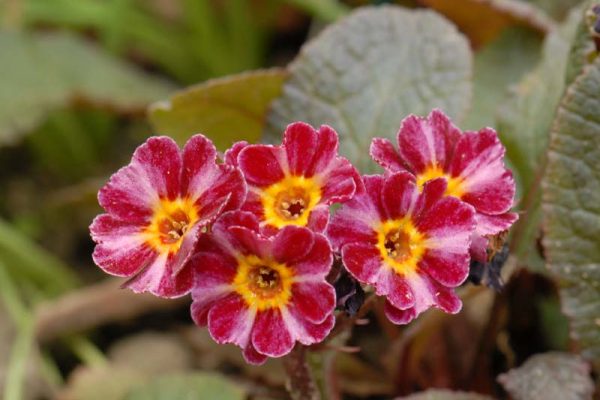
[189, 211, 336, 364]
[370, 109, 518, 261]
[90, 135, 246, 298]
[231, 122, 360, 234]
[327, 172, 476, 324]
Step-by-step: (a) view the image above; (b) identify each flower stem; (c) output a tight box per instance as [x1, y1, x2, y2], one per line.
[283, 345, 321, 400]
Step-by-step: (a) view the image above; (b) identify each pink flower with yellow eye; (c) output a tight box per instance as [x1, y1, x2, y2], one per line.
[327, 172, 476, 324]
[90, 135, 246, 298]
[231, 122, 359, 234]
[370, 109, 517, 261]
[189, 211, 335, 364]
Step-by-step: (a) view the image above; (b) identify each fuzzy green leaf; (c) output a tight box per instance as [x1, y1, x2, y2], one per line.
[149, 69, 287, 150]
[542, 56, 600, 369]
[498, 352, 594, 400]
[264, 6, 472, 171]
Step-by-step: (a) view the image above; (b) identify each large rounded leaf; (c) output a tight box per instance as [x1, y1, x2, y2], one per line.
[264, 6, 472, 171]
[542, 56, 600, 370]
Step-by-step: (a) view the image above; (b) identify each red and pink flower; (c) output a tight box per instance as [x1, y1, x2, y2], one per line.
[229, 122, 359, 234]
[370, 109, 517, 261]
[90, 135, 246, 298]
[327, 172, 476, 324]
[189, 211, 336, 364]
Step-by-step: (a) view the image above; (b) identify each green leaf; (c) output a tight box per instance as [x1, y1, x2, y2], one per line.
[464, 26, 543, 130]
[397, 389, 492, 399]
[522, 0, 584, 21]
[124, 372, 246, 400]
[542, 55, 600, 369]
[0, 30, 174, 147]
[264, 6, 472, 172]
[497, 8, 581, 191]
[149, 69, 287, 150]
[497, 352, 594, 399]
[494, 7, 583, 270]
[566, 2, 599, 85]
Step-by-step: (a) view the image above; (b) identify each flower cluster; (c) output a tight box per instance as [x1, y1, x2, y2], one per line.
[90, 110, 516, 364]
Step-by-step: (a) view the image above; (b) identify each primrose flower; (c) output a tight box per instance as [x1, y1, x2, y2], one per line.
[189, 211, 335, 364]
[370, 109, 517, 261]
[90, 135, 246, 298]
[327, 172, 475, 324]
[232, 122, 359, 234]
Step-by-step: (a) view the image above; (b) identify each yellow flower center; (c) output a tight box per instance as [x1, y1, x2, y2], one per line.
[416, 165, 465, 198]
[376, 219, 426, 275]
[260, 175, 322, 228]
[143, 197, 199, 254]
[233, 255, 293, 311]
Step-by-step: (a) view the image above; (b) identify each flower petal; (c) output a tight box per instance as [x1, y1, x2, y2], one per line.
[341, 242, 383, 285]
[431, 281, 462, 314]
[283, 308, 335, 346]
[242, 341, 268, 365]
[306, 204, 330, 233]
[98, 137, 183, 223]
[448, 129, 515, 214]
[289, 281, 335, 324]
[319, 157, 359, 204]
[416, 196, 475, 244]
[180, 134, 218, 199]
[123, 252, 194, 298]
[195, 166, 246, 216]
[384, 300, 417, 325]
[475, 212, 519, 236]
[223, 141, 248, 167]
[381, 172, 418, 220]
[238, 145, 287, 187]
[397, 109, 461, 173]
[419, 249, 470, 287]
[370, 137, 408, 173]
[207, 293, 256, 348]
[417, 197, 474, 287]
[283, 122, 319, 176]
[327, 201, 377, 251]
[292, 233, 333, 277]
[272, 226, 315, 264]
[252, 309, 294, 357]
[227, 226, 271, 260]
[90, 214, 156, 277]
[376, 267, 415, 310]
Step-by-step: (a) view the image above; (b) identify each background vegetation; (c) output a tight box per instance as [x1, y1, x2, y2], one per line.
[0, 0, 598, 399]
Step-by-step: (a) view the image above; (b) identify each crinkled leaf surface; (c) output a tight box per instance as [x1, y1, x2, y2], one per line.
[464, 26, 542, 130]
[565, 2, 598, 85]
[0, 31, 174, 146]
[542, 55, 600, 369]
[265, 6, 472, 172]
[149, 69, 287, 150]
[124, 372, 246, 400]
[397, 389, 492, 400]
[497, 352, 594, 399]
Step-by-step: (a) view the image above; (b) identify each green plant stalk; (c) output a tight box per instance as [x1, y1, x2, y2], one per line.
[0, 261, 35, 400]
[65, 335, 108, 367]
[0, 218, 78, 295]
